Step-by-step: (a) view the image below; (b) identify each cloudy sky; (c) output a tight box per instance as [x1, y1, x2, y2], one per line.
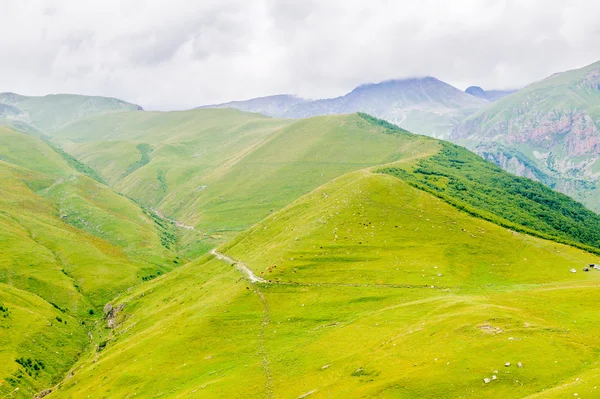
[0, 0, 599, 110]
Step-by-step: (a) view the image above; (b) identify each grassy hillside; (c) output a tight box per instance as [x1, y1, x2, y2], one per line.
[48, 168, 600, 398]
[4, 107, 600, 398]
[0, 92, 142, 134]
[0, 127, 187, 397]
[50, 110, 438, 243]
[380, 141, 600, 253]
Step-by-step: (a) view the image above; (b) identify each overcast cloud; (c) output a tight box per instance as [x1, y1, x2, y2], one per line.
[0, 0, 599, 110]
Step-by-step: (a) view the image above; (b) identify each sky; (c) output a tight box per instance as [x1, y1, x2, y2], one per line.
[0, 0, 599, 110]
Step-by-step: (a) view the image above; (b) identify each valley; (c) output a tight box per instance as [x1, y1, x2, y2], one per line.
[1, 100, 599, 398]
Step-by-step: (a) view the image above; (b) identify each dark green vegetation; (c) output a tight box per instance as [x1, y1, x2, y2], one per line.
[0, 100, 599, 398]
[381, 142, 600, 253]
[48, 144, 106, 184]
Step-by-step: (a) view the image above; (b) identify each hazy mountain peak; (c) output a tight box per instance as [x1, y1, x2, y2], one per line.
[198, 94, 307, 117]
[465, 85, 516, 102]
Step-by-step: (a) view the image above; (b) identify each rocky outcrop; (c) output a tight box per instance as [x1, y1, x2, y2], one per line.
[104, 302, 125, 329]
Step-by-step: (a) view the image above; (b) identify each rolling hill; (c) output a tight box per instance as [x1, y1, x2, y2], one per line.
[43, 116, 600, 398]
[48, 110, 437, 245]
[452, 60, 600, 213]
[0, 126, 189, 397]
[0, 92, 142, 135]
[3, 102, 600, 398]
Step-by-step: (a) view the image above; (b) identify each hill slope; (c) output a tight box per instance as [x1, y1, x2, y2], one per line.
[452, 61, 600, 212]
[0, 126, 185, 397]
[5, 108, 600, 398]
[49, 110, 437, 243]
[47, 155, 600, 398]
[0, 92, 142, 134]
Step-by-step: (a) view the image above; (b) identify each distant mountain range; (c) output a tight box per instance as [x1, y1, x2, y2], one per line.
[199, 64, 600, 213]
[465, 86, 516, 101]
[4, 63, 599, 213]
[201, 77, 491, 138]
[197, 94, 306, 117]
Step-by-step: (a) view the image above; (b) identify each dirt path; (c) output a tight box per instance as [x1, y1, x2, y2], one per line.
[151, 208, 198, 231]
[255, 289, 274, 398]
[210, 250, 273, 396]
[210, 250, 451, 290]
[210, 249, 267, 283]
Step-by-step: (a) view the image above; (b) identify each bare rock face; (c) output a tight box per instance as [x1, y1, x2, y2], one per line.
[105, 303, 125, 329]
[103, 303, 113, 316]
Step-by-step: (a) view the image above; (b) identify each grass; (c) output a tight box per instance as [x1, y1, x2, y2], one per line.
[3, 107, 600, 398]
[0, 126, 187, 397]
[379, 141, 600, 253]
[50, 110, 437, 243]
[48, 170, 600, 398]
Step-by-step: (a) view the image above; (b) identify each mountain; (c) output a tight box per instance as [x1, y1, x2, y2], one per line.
[0, 92, 143, 134]
[280, 77, 488, 138]
[452, 61, 600, 212]
[39, 115, 600, 398]
[4, 97, 600, 398]
[465, 86, 516, 101]
[198, 78, 488, 138]
[0, 126, 185, 398]
[47, 110, 430, 246]
[197, 94, 307, 117]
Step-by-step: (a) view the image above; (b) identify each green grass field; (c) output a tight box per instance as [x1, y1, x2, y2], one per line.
[0, 126, 185, 397]
[2, 108, 600, 398]
[49, 169, 600, 398]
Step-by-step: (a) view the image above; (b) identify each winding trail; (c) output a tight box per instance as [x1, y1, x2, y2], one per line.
[210, 249, 451, 290]
[210, 249, 266, 283]
[151, 208, 198, 231]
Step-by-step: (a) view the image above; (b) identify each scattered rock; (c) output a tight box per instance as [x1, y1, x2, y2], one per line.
[35, 389, 52, 398]
[492, 375, 497, 380]
[505, 362, 511, 367]
[103, 303, 113, 315]
[571, 269, 577, 273]
[106, 303, 125, 329]
[517, 362, 523, 368]
[479, 325, 503, 335]
[483, 377, 491, 384]
[321, 364, 331, 370]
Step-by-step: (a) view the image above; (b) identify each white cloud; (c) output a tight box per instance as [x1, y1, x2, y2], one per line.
[0, 0, 598, 110]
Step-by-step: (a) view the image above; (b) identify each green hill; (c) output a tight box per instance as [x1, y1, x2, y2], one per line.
[0, 126, 186, 397]
[49, 110, 438, 243]
[0, 92, 142, 134]
[47, 158, 600, 399]
[2, 107, 600, 398]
